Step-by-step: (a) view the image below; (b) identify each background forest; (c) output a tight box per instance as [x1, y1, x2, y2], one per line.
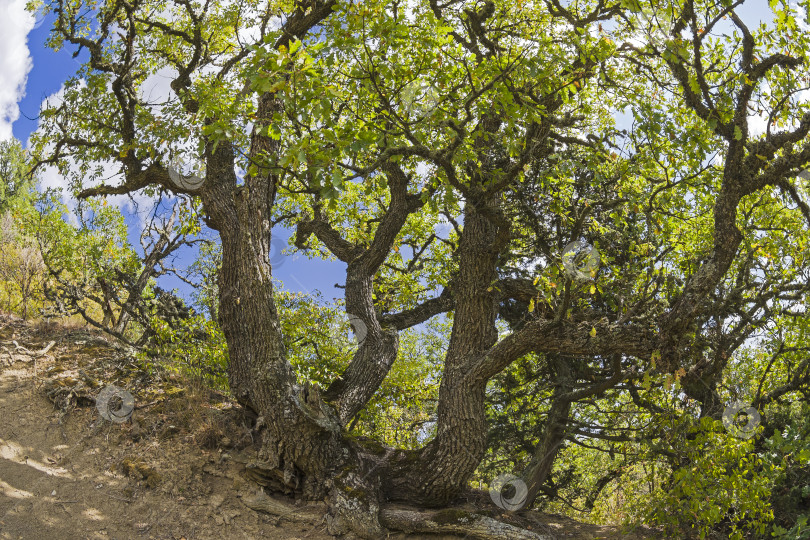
[2, 0, 810, 538]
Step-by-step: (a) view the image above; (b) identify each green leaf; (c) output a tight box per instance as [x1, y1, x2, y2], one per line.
[331, 168, 342, 189]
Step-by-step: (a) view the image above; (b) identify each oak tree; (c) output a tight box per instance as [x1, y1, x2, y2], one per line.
[33, 0, 810, 537]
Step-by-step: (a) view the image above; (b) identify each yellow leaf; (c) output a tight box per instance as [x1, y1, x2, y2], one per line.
[651, 350, 661, 369]
[590, 326, 597, 338]
[589, 284, 596, 294]
[528, 298, 535, 313]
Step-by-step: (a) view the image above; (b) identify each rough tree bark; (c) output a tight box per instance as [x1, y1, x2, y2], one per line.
[386, 193, 505, 505]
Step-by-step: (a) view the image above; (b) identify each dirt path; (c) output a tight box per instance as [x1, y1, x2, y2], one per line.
[0, 319, 335, 540]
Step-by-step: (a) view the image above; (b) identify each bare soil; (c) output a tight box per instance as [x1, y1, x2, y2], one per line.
[0, 315, 660, 540]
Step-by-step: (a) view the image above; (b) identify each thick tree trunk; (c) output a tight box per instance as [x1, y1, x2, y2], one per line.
[387, 198, 503, 505]
[201, 141, 348, 499]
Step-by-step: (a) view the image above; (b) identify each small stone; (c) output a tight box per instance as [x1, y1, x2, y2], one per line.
[222, 510, 240, 525]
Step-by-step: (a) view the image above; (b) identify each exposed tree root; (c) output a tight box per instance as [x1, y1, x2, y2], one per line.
[379, 506, 556, 540]
[241, 488, 326, 524]
[242, 488, 557, 540]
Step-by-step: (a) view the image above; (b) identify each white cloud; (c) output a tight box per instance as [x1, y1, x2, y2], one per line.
[140, 66, 178, 106]
[0, 0, 35, 140]
[37, 158, 158, 228]
[34, 80, 162, 229]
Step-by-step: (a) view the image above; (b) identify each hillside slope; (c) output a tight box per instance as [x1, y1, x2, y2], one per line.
[0, 315, 658, 540]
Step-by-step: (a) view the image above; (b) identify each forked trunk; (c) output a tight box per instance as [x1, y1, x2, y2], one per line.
[200, 143, 389, 537]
